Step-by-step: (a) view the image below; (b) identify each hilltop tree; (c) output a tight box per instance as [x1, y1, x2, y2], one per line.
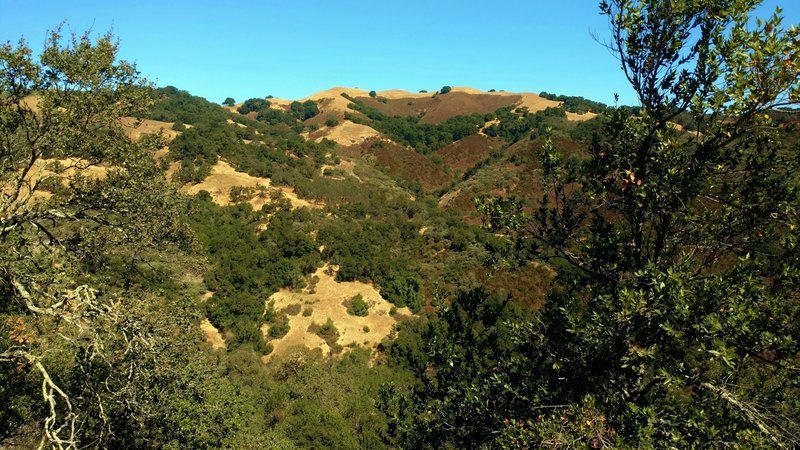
[289, 100, 320, 120]
[222, 96, 236, 106]
[0, 28, 194, 447]
[237, 97, 271, 115]
[440, 85, 452, 94]
[386, 0, 800, 447]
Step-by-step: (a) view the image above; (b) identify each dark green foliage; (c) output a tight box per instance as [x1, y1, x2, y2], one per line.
[568, 114, 604, 142]
[262, 349, 414, 449]
[168, 122, 240, 182]
[284, 304, 302, 316]
[317, 216, 421, 289]
[222, 97, 236, 106]
[483, 105, 567, 142]
[145, 85, 228, 124]
[268, 317, 290, 339]
[289, 100, 320, 120]
[369, 90, 377, 98]
[278, 400, 359, 449]
[311, 318, 341, 349]
[0, 33, 212, 448]
[189, 198, 318, 349]
[539, 91, 608, 113]
[382, 1, 800, 448]
[237, 97, 271, 115]
[318, 318, 338, 337]
[345, 100, 485, 153]
[347, 294, 369, 316]
[440, 85, 452, 94]
[380, 289, 532, 448]
[143, 87, 333, 188]
[158, 93, 333, 187]
[380, 271, 422, 313]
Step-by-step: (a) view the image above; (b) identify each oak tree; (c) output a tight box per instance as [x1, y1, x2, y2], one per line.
[386, 1, 800, 448]
[1, 28, 192, 447]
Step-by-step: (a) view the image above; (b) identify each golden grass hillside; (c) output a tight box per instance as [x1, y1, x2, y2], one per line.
[262, 265, 412, 362]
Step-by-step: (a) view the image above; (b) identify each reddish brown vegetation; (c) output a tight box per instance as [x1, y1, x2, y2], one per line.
[338, 138, 452, 192]
[437, 134, 502, 177]
[483, 263, 555, 310]
[354, 92, 521, 124]
[354, 96, 430, 117]
[420, 92, 521, 124]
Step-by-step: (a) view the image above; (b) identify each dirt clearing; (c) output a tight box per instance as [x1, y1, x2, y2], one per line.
[566, 111, 599, 121]
[120, 117, 182, 141]
[200, 319, 227, 350]
[262, 265, 411, 362]
[182, 160, 320, 210]
[308, 121, 381, 145]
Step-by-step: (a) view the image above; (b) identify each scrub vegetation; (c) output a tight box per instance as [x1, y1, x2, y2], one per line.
[2, 1, 799, 448]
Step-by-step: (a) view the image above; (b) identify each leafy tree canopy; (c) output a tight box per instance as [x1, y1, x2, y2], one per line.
[0, 28, 195, 447]
[385, 0, 800, 447]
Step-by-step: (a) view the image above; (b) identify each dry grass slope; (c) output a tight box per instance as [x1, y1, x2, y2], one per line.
[182, 160, 320, 210]
[262, 265, 411, 361]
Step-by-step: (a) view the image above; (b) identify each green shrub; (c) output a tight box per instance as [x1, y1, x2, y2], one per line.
[318, 318, 338, 337]
[238, 98, 271, 115]
[309, 318, 340, 348]
[284, 304, 302, 316]
[380, 271, 423, 313]
[268, 317, 290, 338]
[290, 100, 320, 120]
[346, 294, 369, 317]
[254, 337, 273, 355]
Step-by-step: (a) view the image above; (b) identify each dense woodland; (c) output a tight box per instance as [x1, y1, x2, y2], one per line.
[2, 0, 800, 448]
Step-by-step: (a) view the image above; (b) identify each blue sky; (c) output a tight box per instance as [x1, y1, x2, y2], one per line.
[1, 1, 797, 106]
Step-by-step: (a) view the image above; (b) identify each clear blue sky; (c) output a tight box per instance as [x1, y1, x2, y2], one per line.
[1, 1, 797, 106]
